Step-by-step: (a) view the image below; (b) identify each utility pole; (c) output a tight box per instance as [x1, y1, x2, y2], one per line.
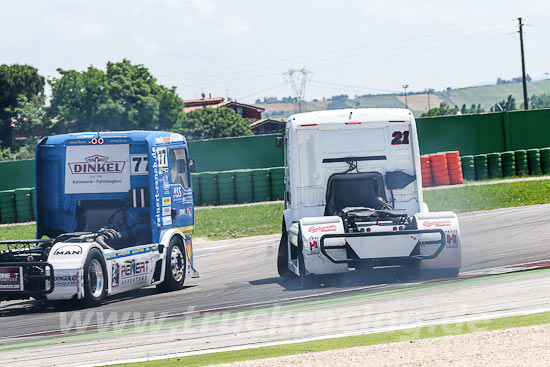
[425, 89, 431, 111]
[283, 68, 312, 113]
[518, 17, 529, 110]
[402, 84, 409, 108]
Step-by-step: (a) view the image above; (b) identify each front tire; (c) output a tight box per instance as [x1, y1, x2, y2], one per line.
[157, 237, 186, 292]
[83, 248, 108, 307]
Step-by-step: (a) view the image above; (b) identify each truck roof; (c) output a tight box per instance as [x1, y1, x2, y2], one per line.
[287, 108, 413, 129]
[43, 131, 186, 146]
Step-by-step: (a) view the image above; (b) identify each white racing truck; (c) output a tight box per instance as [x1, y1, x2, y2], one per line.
[277, 108, 461, 287]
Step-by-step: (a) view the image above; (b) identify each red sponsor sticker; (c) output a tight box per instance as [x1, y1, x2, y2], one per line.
[308, 224, 337, 233]
[422, 220, 451, 227]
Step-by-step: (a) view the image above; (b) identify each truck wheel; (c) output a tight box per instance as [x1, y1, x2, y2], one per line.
[277, 228, 293, 279]
[83, 248, 108, 307]
[157, 237, 186, 292]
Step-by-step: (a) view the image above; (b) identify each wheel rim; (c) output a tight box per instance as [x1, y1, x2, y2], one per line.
[88, 259, 104, 298]
[170, 245, 185, 282]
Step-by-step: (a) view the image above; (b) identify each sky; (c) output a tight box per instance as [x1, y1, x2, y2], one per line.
[3, 0, 550, 103]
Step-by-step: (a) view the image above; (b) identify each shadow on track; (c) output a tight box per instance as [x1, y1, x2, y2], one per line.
[0, 285, 196, 317]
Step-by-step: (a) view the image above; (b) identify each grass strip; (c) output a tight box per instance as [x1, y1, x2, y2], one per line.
[2, 180, 550, 243]
[116, 311, 550, 367]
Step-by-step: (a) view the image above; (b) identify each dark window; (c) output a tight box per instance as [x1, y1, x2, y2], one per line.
[169, 148, 190, 189]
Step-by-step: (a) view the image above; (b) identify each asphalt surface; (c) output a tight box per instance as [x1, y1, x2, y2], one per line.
[1, 204, 550, 339]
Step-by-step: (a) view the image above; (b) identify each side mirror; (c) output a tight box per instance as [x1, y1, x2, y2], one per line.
[189, 159, 196, 173]
[275, 137, 283, 147]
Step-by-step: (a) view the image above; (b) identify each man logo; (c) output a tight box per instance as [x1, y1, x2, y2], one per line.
[54, 245, 83, 256]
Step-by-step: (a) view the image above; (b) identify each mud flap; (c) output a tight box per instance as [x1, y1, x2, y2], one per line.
[415, 211, 462, 270]
[299, 216, 349, 275]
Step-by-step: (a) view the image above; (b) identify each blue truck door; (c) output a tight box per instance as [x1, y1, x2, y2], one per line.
[166, 146, 194, 234]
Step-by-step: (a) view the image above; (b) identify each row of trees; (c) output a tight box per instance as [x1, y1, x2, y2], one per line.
[421, 93, 550, 117]
[0, 60, 252, 160]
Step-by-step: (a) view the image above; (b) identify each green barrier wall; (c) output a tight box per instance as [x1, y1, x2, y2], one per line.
[416, 109, 550, 155]
[0, 160, 34, 191]
[188, 133, 283, 173]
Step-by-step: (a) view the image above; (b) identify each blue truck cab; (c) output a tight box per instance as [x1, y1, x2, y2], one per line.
[1, 131, 198, 306]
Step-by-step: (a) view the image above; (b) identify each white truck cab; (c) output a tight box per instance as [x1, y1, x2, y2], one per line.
[278, 108, 461, 287]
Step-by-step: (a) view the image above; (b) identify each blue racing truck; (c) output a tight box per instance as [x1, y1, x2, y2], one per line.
[0, 131, 199, 307]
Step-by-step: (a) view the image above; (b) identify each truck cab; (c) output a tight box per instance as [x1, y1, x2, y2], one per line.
[278, 109, 461, 286]
[1, 131, 198, 306]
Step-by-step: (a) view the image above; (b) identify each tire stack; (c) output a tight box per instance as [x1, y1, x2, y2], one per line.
[540, 148, 550, 174]
[191, 173, 201, 206]
[474, 154, 489, 180]
[235, 170, 253, 204]
[514, 150, 529, 176]
[460, 155, 476, 181]
[270, 167, 285, 200]
[487, 153, 503, 179]
[14, 188, 33, 223]
[445, 151, 463, 184]
[199, 172, 218, 206]
[420, 155, 433, 187]
[501, 151, 516, 177]
[252, 168, 271, 202]
[430, 153, 451, 186]
[217, 171, 236, 205]
[527, 149, 542, 176]
[0, 190, 16, 224]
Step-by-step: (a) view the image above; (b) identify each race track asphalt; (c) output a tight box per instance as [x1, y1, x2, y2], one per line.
[1, 204, 549, 339]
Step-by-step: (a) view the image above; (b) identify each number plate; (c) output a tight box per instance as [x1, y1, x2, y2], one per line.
[0, 267, 24, 291]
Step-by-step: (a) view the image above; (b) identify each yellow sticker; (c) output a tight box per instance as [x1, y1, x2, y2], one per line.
[162, 197, 171, 206]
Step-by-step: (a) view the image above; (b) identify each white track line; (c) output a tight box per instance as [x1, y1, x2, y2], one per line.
[83, 306, 550, 367]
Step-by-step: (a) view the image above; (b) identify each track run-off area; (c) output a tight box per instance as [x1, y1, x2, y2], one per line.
[1, 204, 550, 366]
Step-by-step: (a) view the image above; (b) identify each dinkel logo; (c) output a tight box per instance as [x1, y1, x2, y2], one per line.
[68, 155, 126, 174]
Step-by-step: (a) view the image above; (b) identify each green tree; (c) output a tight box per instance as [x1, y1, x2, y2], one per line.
[530, 94, 550, 109]
[0, 64, 45, 149]
[490, 95, 516, 112]
[47, 59, 184, 133]
[420, 103, 458, 117]
[173, 107, 252, 140]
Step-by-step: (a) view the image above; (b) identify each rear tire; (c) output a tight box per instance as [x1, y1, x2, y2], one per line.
[157, 237, 186, 292]
[83, 248, 108, 308]
[277, 226, 293, 279]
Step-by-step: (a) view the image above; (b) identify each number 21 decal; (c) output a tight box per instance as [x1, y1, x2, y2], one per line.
[391, 131, 410, 145]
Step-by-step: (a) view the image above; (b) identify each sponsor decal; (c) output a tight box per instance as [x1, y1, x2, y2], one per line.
[160, 167, 169, 174]
[309, 236, 319, 250]
[0, 267, 22, 291]
[152, 146, 161, 227]
[162, 197, 172, 206]
[170, 134, 183, 143]
[157, 147, 168, 167]
[422, 220, 452, 227]
[308, 224, 337, 233]
[112, 262, 120, 287]
[163, 216, 172, 226]
[445, 230, 459, 248]
[178, 208, 192, 217]
[65, 144, 130, 194]
[162, 206, 171, 216]
[186, 240, 192, 261]
[54, 245, 83, 256]
[54, 274, 79, 287]
[162, 175, 170, 190]
[118, 259, 150, 286]
[68, 155, 125, 174]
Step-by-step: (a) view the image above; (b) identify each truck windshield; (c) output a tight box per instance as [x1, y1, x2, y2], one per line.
[169, 148, 190, 189]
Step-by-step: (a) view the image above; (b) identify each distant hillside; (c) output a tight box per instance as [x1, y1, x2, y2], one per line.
[255, 79, 550, 118]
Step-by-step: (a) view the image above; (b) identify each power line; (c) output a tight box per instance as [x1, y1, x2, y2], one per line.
[518, 17, 529, 110]
[283, 69, 312, 113]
